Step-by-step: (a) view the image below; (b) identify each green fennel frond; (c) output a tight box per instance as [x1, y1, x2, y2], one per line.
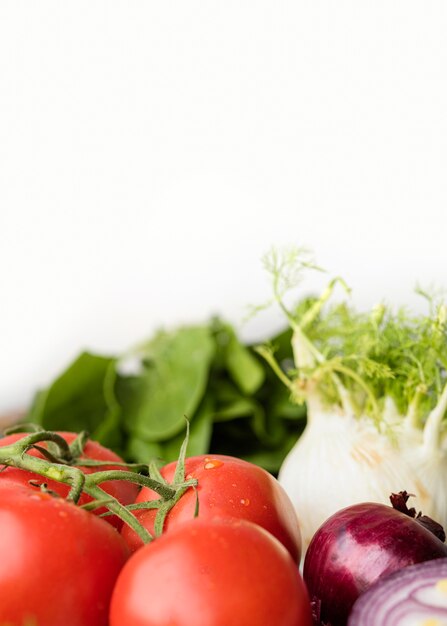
[258, 247, 447, 431]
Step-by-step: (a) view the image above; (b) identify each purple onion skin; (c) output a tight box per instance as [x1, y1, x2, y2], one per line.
[303, 502, 447, 626]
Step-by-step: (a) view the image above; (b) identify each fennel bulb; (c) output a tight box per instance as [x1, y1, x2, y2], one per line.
[256, 248, 447, 552]
[279, 399, 421, 549]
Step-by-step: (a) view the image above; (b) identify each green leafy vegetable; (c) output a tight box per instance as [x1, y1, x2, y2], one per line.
[28, 353, 120, 448]
[223, 327, 265, 395]
[120, 326, 214, 442]
[25, 320, 302, 473]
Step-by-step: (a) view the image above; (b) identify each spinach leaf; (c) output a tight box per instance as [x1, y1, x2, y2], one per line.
[225, 331, 265, 395]
[23, 320, 305, 475]
[27, 352, 119, 444]
[119, 326, 214, 441]
[127, 397, 214, 464]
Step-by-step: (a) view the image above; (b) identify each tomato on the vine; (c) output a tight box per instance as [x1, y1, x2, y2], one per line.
[122, 453, 302, 561]
[111, 518, 312, 626]
[0, 431, 139, 529]
[0, 480, 129, 626]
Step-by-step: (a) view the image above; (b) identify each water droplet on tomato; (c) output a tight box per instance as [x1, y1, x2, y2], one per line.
[204, 458, 224, 470]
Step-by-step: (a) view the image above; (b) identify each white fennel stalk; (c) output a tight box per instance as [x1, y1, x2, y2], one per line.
[402, 382, 447, 529]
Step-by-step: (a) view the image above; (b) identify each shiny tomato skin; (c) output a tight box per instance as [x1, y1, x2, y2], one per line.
[122, 454, 302, 561]
[0, 431, 139, 529]
[111, 518, 312, 626]
[0, 480, 129, 626]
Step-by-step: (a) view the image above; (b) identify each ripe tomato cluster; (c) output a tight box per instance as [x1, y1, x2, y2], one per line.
[0, 432, 312, 626]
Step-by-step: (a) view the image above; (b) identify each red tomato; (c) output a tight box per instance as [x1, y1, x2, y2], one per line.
[0, 480, 129, 626]
[111, 518, 312, 626]
[122, 454, 302, 561]
[0, 432, 139, 529]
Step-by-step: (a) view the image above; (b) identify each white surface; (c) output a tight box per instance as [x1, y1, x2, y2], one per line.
[1, 1, 447, 411]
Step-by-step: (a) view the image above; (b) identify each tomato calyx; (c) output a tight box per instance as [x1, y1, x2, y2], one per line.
[102, 422, 199, 537]
[0, 425, 198, 543]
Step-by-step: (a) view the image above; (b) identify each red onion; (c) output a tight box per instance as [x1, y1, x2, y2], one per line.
[348, 558, 447, 625]
[303, 493, 447, 626]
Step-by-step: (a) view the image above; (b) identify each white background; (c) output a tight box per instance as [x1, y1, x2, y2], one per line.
[1, 1, 446, 412]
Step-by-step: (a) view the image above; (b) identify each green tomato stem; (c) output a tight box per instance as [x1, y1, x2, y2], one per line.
[13, 431, 73, 462]
[0, 448, 85, 501]
[85, 483, 154, 543]
[0, 431, 197, 544]
[86, 470, 177, 500]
